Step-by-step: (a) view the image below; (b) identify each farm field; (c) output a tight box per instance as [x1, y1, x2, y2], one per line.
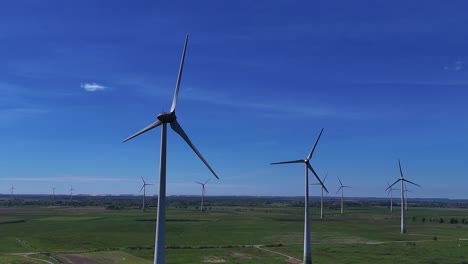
[0, 201, 468, 264]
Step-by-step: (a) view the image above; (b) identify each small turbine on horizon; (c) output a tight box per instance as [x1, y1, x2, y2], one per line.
[271, 128, 328, 264]
[123, 34, 219, 264]
[311, 172, 328, 219]
[140, 177, 154, 212]
[195, 178, 210, 212]
[386, 182, 399, 213]
[69, 185, 76, 200]
[336, 177, 351, 215]
[386, 159, 421, 234]
[51, 187, 56, 200]
[9, 185, 16, 199]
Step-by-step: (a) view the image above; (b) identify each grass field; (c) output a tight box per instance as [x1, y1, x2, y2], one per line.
[0, 204, 467, 263]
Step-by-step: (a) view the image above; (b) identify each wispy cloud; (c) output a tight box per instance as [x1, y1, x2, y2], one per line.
[444, 60, 464, 72]
[81, 83, 108, 92]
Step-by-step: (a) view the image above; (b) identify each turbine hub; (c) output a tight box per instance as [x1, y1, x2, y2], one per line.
[157, 112, 176, 123]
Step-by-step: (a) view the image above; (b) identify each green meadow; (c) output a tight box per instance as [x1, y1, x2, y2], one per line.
[0, 202, 467, 263]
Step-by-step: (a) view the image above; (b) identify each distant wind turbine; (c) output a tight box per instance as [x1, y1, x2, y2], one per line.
[195, 178, 210, 212]
[311, 173, 328, 219]
[271, 128, 328, 264]
[404, 187, 414, 212]
[386, 182, 399, 213]
[123, 34, 219, 264]
[386, 159, 421, 234]
[336, 177, 351, 215]
[51, 187, 56, 200]
[69, 185, 76, 200]
[140, 177, 154, 212]
[9, 185, 15, 199]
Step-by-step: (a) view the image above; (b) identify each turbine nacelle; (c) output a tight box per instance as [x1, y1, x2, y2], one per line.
[157, 112, 176, 123]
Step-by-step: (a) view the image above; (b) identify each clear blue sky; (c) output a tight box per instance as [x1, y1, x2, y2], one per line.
[1, 1, 467, 198]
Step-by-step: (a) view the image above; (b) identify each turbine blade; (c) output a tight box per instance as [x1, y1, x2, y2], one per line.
[204, 178, 211, 185]
[170, 34, 189, 113]
[270, 159, 304, 165]
[195, 181, 204, 185]
[123, 120, 162, 142]
[141, 176, 146, 184]
[307, 128, 324, 160]
[323, 173, 328, 183]
[308, 163, 329, 193]
[336, 186, 343, 195]
[140, 185, 144, 192]
[403, 179, 421, 187]
[337, 176, 343, 186]
[170, 120, 219, 179]
[398, 159, 404, 179]
[385, 179, 401, 191]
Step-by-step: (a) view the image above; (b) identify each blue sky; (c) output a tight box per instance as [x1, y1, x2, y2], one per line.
[1, 1, 467, 198]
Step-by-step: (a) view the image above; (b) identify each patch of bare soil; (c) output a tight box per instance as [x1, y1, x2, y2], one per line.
[203, 256, 226, 263]
[58, 254, 96, 264]
[230, 252, 252, 259]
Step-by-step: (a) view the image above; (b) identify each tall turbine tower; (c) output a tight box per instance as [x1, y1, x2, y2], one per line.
[123, 34, 219, 264]
[271, 128, 328, 264]
[69, 185, 76, 200]
[51, 187, 56, 200]
[140, 177, 154, 212]
[311, 173, 328, 219]
[386, 159, 420, 234]
[336, 177, 351, 215]
[386, 182, 399, 213]
[195, 178, 210, 212]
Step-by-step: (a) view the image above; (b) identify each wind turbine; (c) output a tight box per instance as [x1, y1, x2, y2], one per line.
[311, 173, 327, 219]
[336, 177, 351, 215]
[140, 177, 154, 212]
[69, 185, 76, 200]
[195, 178, 210, 212]
[404, 187, 414, 211]
[386, 182, 399, 213]
[123, 34, 219, 264]
[9, 185, 15, 199]
[51, 187, 56, 200]
[271, 128, 328, 264]
[386, 159, 421, 234]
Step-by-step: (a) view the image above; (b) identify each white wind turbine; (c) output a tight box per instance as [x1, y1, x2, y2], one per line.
[386, 159, 421, 234]
[51, 187, 56, 200]
[140, 177, 154, 212]
[69, 185, 76, 200]
[195, 178, 210, 212]
[404, 187, 414, 211]
[123, 34, 219, 264]
[311, 173, 328, 219]
[336, 177, 351, 215]
[271, 128, 328, 264]
[386, 182, 399, 213]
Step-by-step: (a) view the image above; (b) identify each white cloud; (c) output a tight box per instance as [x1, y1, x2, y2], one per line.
[81, 83, 107, 92]
[444, 60, 464, 72]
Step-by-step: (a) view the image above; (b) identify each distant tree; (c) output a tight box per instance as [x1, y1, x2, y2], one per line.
[422, 217, 426, 223]
[449, 217, 459, 224]
[439, 218, 445, 224]
[412, 216, 416, 222]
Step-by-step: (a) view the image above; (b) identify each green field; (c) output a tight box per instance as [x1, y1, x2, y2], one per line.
[0, 204, 468, 263]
